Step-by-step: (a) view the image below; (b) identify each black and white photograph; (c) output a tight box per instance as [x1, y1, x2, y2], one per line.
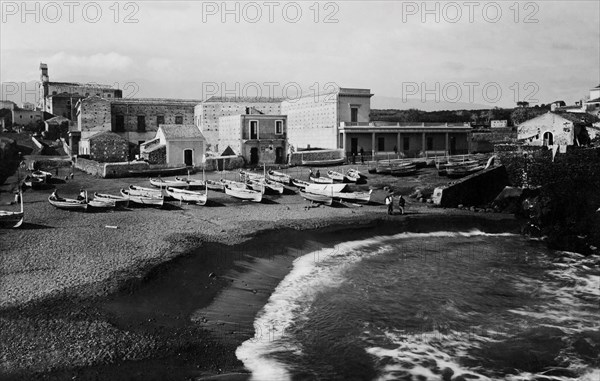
[1, 1, 599, 380]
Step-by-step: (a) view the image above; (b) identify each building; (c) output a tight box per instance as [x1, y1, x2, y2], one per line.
[517, 112, 596, 147]
[21, 102, 35, 110]
[281, 88, 373, 150]
[140, 124, 206, 166]
[0, 100, 16, 110]
[338, 122, 471, 158]
[11, 108, 43, 127]
[38, 63, 122, 119]
[585, 85, 600, 116]
[196, 96, 282, 152]
[79, 131, 129, 162]
[219, 113, 287, 165]
[73, 96, 201, 157]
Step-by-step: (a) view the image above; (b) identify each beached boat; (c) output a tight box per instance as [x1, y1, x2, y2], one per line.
[87, 199, 116, 209]
[305, 183, 347, 196]
[205, 180, 225, 192]
[93, 192, 129, 207]
[246, 179, 266, 194]
[48, 194, 88, 211]
[150, 177, 189, 188]
[309, 175, 334, 184]
[120, 188, 164, 206]
[225, 186, 262, 202]
[239, 170, 264, 181]
[128, 185, 164, 198]
[267, 170, 291, 185]
[175, 177, 206, 189]
[220, 179, 247, 190]
[249, 178, 283, 194]
[166, 187, 208, 205]
[299, 190, 333, 206]
[23, 175, 45, 189]
[332, 189, 372, 203]
[390, 163, 417, 176]
[327, 170, 347, 182]
[345, 170, 362, 182]
[291, 178, 312, 189]
[32, 170, 52, 181]
[0, 191, 24, 228]
[300, 157, 345, 167]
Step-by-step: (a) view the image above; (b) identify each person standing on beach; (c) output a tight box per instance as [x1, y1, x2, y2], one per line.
[385, 194, 393, 215]
[360, 147, 364, 163]
[315, 169, 321, 178]
[398, 195, 406, 215]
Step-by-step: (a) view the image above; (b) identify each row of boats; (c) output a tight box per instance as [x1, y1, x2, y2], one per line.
[369, 154, 495, 179]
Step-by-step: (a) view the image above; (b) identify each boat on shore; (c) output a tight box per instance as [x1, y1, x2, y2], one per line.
[291, 178, 312, 189]
[128, 185, 164, 198]
[299, 190, 333, 206]
[332, 189, 372, 203]
[225, 186, 262, 202]
[32, 170, 52, 181]
[305, 183, 347, 196]
[267, 170, 291, 185]
[327, 170, 347, 182]
[239, 170, 264, 181]
[205, 180, 225, 192]
[0, 191, 24, 228]
[309, 175, 334, 184]
[300, 157, 345, 167]
[150, 177, 189, 188]
[48, 194, 87, 211]
[175, 177, 206, 189]
[166, 187, 208, 205]
[120, 188, 164, 206]
[390, 163, 417, 176]
[246, 179, 266, 194]
[220, 179, 247, 190]
[93, 192, 129, 207]
[446, 164, 485, 178]
[23, 175, 46, 189]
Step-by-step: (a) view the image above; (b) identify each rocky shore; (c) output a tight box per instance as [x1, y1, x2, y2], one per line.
[0, 164, 521, 380]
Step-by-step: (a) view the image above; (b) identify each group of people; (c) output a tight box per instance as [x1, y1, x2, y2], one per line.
[308, 169, 321, 179]
[385, 193, 405, 215]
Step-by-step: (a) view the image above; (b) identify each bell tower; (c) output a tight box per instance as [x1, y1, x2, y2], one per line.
[39, 63, 49, 110]
[40, 63, 49, 82]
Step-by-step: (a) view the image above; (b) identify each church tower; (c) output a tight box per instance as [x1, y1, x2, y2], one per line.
[39, 63, 49, 110]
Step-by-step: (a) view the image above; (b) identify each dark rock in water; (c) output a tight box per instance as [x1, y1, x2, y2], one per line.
[416, 375, 427, 381]
[573, 334, 600, 359]
[420, 358, 437, 369]
[441, 367, 454, 381]
[458, 374, 479, 379]
[208, 272, 216, 278]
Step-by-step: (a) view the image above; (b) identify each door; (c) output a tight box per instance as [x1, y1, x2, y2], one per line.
[351, 138, 358, 155]
[378, 137, 385, 152]
[115, 115, 125, 132]
[250, 147, 259, 165]
[351, 108, 358, 123]
[184, 149, 193, 166]
[450, 137, 456, 155]
[275, 147, 283, 164]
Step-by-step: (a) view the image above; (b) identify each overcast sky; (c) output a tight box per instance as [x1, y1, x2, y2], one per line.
[1, 1, 599, 108]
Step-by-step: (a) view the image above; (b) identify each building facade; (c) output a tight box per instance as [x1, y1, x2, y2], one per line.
[195, 96, 282, 152]
[219, 114, 287, 165]
[11, 109, 43, 127]
[517, 112, 589, 147]
[281, 88, 373, 151]
[140, 124, 206, 166]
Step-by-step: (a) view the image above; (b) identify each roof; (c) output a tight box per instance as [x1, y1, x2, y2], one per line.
[48, 81, 117, 90]
[586, 97, 600, 103]
[556, 112, 600, 124]
[204, 96, 283, 103]
[159, 124, 205, 140]
[111, 98, 201, 105]
[88, 131, 128, 142]
[45, 116, 70, 124]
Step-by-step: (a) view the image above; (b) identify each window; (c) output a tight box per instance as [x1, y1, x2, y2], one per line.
[543, 132, 553, 146]
[351, 108, 358, 123]
[250, 120, 259, 139]
[157, 115, 165, 126]
[427, 137, 433, 150]
[403, 137, 410, 151]
[115, 115, 125, 132]
[137, 116, 146, 132]
[378, 137, 385, 151]
[275, 120, 283, 134]
[175, 116, 183, 124]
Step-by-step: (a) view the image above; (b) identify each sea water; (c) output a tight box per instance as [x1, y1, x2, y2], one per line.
[236, 230, 600, 381]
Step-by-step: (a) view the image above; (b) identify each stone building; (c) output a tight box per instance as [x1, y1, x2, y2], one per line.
[11, 108, 43, 127]
[195, 96, 282, 152]
[280, 87, 373, 151]
[338, 122, 471, 158]
[80, 131, 129, 162]
[219, 113, 287, 165]
[140, 124, 206, 166]
[38, 63, 122, 119]
[517, 112, 596, 147]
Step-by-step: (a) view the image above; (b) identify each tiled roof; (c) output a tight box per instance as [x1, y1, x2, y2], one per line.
[160, 124, 205, 140]
[45, 116, 70, 124]
[555, 112, 600, 124]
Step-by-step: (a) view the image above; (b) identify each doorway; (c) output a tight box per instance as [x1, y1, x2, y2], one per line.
[250, 147, 259, 165]
[351, 138, 358, 155]
[184, 149, 193, 166]
[450, 137, 456, 155]
[275, 147, 283, 164]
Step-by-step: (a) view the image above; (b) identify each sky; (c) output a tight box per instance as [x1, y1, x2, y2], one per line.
[1, 0, 599, 109]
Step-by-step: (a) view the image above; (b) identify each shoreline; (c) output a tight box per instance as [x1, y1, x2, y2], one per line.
[1, 209, 521, 380]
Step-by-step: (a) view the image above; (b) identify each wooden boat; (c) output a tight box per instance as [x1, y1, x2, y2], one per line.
[291, 179, 312, 189]
[239, 170, 264, 181]
[205, 180, 225, 192]
[128, 185, 163, 198]
[248, 178, 283, 195]
[23, 175, 45, 189]
[345, 169, 364, 182]
[225, 186, 262, 202]
[267, 170, 291, 185]
[87, 199, 116, 209]
[332, 189, 372, 203]
[0, 191, 24, 228]
[150, 177, 189, 188]
[166, 187, 208, 205]
[309, 175, 334, 184]
[327, 170, 347, 182]
[264, 179, 284, 194]
[305, 183, 347, 196]
[32, 170, 52, 181]
[299, 190, 333, 206]
[246, 179, 266, 194]
[390, 164, 417, 176]
[93, 192, 129, 207]
[300, 157, 345, 167]
[220, 179, 247, 190]
[175, 177, 206, 189]
[120, 188, 164, 206]
[48, 194, 87, 211]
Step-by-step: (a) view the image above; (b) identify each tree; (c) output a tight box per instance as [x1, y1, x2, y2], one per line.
[517, 101, 530, 108]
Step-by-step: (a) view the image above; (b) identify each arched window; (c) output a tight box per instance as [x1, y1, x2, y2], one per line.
[543, 132, 553, 146]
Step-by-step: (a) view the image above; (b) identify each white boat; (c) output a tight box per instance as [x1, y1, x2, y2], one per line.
[175, 177, 206, 188]
[327, 170, 347, 182]
[220, 179, 247, 190]
[239, 170, 264, 181]
[267, 170, 291, 185]
[121, 188, 164, 206]
[305, 183, 347, 196]
[347, 168, 366, 179]
[299, 190, 333, 206]
[93, 192, 129, 207]
[300, 157, 345, 166]
[206, 180, 225, 192]
[150, 177, 189, 188]
[0, 191, 24, 228]
[264, 179, 284, 194]
[166, 187, 208, 205]
[292, 179, 312, 189]
[332, 189, 372, 203]
[87, 199, 116, 209]
[225, 186, 262, 202]
[345, 170, 361, 182]
[48, 194, 87, 211]
[246, 179, 266, 194]
[32, 170, 52, 181]
[128, 185, 164, 198]
[309, 175, 334, 184]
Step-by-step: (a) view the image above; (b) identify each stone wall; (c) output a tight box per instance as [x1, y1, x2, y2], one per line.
[89, 133, 129, 163]
[433, 166, 510, 207]
[146, 146, 166, 164]
[204, 156, 245, 171]
[103, 161, 150, 178]
[75, 157, 105, 177]
[289, 149, 345, 166]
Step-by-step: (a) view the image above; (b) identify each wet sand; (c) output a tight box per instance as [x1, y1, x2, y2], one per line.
[0, 164, 519, 380]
